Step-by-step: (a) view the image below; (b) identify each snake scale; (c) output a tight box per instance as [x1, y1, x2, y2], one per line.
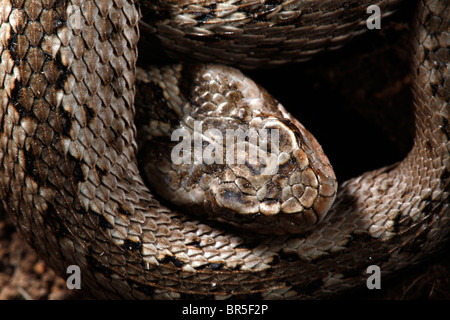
[0, 0, 448, 299]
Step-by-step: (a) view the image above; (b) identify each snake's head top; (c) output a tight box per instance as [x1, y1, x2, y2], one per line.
[136, 64, 337, 235]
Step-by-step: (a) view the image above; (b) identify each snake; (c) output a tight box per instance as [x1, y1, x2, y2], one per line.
[0, 0, 448, 299]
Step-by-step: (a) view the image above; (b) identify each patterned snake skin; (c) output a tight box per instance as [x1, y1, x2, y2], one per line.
[0, 0, 448, 299]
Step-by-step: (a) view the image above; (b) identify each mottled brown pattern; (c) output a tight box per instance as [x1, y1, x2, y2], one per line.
[0, 0, 448, 299]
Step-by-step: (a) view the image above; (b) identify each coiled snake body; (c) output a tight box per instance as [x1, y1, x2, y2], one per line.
[0, 0, 448, 299]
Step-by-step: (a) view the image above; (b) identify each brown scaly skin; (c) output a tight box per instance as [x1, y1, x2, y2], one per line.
[0, 0, 448, 299]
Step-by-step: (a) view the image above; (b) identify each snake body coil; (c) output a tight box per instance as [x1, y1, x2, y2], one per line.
[0, 0, 449, 299]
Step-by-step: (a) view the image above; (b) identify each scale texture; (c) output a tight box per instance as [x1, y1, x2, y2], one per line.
[0, 0, 449, 299]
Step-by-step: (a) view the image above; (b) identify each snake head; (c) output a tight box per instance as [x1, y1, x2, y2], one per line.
[136, 64, 337, 235]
